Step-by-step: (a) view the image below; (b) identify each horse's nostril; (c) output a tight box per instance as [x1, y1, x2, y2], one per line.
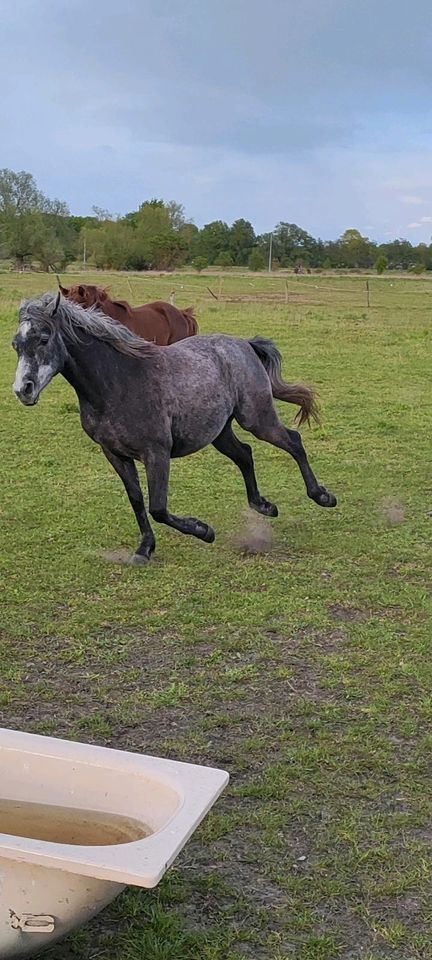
[23, 381, 34, 397]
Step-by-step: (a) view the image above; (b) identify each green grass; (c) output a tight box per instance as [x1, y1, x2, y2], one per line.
[1, 271, 431, 959]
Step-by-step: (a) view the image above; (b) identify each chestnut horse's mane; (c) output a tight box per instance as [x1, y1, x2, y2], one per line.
[66, 283, 196, 318]
[59, 282, 198, 342]
[67, 283, 128, 308]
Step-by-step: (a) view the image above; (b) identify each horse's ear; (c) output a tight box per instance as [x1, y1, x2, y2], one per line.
[59, 284, 69, 296]
[50, 291, 61, 317]
[78, 285, 85, 296]
[99, 289, 108, 301]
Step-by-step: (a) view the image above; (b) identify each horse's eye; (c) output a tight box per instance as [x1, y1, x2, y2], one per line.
[39, 332, 50, 345]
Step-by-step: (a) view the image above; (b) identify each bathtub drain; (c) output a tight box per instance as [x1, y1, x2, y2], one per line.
[9, 911, 55, 933]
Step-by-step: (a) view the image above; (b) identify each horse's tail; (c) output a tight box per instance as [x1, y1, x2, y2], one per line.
[184, 306, 199, 336]
[248, 336, 320, 427]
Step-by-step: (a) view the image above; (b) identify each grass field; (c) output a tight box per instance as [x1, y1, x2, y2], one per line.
[0, 272, 431, 960]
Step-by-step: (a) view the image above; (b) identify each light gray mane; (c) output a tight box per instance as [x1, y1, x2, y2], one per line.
[19, 293, 157, 359]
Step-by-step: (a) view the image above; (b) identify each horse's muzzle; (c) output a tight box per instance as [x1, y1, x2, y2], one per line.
[14, 380, 39, 406]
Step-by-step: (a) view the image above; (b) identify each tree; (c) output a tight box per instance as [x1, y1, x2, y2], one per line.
[248, 248, 266, 271]
[375, 254, 388, 275]
[178, 222, 199, 262]
[192, 256, 208, 273]
[194, 221, 230, 264]
[338, 229, 376, 268]
[229, 219, 255, 265]
[376, 239, 414, 271]
[92, 205, 113, 221]
[0, 168, 72, 269]
[148, 232, 187, 270]
[413, 242, 432, 270]
[167, 201, 188, 231]
[0, 168, 44, 216]
[269, 222, 319, 267]
[215, 251, 233, 267]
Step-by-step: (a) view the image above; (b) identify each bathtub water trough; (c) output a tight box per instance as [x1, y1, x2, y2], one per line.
[0, 727, 229, 958]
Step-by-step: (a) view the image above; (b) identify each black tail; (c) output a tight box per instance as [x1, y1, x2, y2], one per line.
[248, 336, 320, 427]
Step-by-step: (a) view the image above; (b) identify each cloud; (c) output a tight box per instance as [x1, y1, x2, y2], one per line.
[400, 195, 424, 204]
[1, 0, 432, 239]
[409, 216, 432, 228]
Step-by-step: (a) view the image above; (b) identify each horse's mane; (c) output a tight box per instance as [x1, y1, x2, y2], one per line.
[20, 293, 157, 359]
[68, 283, 110, 302]
[67, 284, 133, 317]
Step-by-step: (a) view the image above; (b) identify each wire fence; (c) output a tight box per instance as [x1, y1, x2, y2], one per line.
[1, 269, 431, 315]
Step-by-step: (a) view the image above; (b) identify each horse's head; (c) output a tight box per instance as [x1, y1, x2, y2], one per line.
[65, 284, 108, 308]
[12, 292, 67, 406]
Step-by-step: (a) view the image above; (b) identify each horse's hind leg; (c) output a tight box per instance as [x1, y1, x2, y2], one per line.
[238, 409, 337, 508]
[102, 447, 156, 563]
[212, 421, 278, 517]
[144, 449, 215, 543]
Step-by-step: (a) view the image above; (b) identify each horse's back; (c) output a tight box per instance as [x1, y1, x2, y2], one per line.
[166, 333, 267, 382]
[146, 301, 197, 343]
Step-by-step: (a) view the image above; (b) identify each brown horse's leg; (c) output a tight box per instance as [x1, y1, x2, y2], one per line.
[144, 449, 215, 542]
[212, 421, 278, 517]
[102, 447, 156, 563]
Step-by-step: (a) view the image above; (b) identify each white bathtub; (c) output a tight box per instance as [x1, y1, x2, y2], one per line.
[0, 727, 229, 958]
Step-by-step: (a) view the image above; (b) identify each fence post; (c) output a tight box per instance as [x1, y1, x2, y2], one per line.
[170, 289, 176, 305]
[366, 279, 370, 308]
[285, 279, 289, 303]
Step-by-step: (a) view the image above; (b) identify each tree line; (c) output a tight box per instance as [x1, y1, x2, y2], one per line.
[1, 168, 431, 274]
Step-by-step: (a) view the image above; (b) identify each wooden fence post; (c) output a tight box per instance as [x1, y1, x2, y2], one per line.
[366, 279, 370, 308]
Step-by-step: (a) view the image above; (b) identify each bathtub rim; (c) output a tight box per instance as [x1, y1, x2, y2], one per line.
[0, 727, 229, 888]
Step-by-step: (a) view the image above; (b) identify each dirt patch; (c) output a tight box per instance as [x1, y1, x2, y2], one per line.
[220, 293, 317, 305]
[329, 605, 371, 623]
[99, 547, 135, 565]
[328, 604, 403, 623]
[379, 496, 406, 526]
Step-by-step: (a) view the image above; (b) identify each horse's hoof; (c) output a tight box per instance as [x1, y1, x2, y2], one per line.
[251, 498, 279, 518]
[197, 524, 215, 543]
[202, 525, 216, 543]
[131, 552, 152, 566]
[314, 488, 337, 508]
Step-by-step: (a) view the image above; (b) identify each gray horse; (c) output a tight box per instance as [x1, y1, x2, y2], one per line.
[12, 293, 336, 563]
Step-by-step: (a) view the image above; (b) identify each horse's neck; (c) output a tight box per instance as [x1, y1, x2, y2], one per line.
[100, 298, 131, 322]
[62, 339, 113, 410]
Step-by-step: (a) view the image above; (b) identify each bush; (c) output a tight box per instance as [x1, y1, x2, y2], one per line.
[410, 262, 425, 275]
[375, 254, 388, 275]
[248, 248, 266, 271]
[191, 256, 208, 273]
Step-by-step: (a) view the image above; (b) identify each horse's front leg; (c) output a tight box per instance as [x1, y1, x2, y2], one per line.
[144, 447, 215, 543]
[102, 446, 156, 563]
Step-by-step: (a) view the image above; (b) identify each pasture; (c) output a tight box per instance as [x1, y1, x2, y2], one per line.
[0, 272, 431, 960]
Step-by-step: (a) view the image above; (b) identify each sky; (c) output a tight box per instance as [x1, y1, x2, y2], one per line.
[1, 0, 432, 241]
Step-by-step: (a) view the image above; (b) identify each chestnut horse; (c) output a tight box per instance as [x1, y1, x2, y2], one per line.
[59, 283, 198, 345]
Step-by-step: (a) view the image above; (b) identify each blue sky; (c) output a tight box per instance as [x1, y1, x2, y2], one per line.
[2, 0, 432, 240]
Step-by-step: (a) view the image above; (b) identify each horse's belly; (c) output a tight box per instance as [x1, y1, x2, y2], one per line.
[170, 434, 216, 458]
[170, 401, 231, 457]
